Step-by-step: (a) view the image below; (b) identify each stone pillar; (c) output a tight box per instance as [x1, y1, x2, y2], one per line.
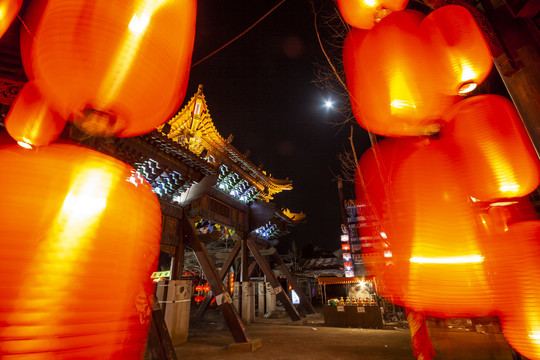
[241, 282, 255, 323]
[265, 281, 276, 314]
[233, 282, 241, 313]
[258, 281, 266, 317]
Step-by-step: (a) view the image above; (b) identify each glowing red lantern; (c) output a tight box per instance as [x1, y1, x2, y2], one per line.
[195, 285, 203, 292]
[0, 0, 22, 39]
[343, 11, 458, 137]
[203, 284, 211, 292]
[336, 0, 408, 30]
[420, 5, 492, 95]
[194, 296, 205, 303]
[25, 0, 197, 137]
[489, 221, 540, 360]
[5, 81, 67, 147]
[357, 137, 495, 317]
[0, 143, 161, 358]
[440, 95, 540, 201]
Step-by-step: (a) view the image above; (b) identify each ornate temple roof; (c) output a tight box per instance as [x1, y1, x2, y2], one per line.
[157, 85, 293, 203]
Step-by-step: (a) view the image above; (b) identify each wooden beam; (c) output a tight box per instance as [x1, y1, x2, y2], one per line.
[193, 240, 241, 319]
[146, 301, 177, 360]
[247, 261, 258, 278]
[245, 238, 301, 321]
[182, 214, 251, 343]
[271, 252, 317, 314]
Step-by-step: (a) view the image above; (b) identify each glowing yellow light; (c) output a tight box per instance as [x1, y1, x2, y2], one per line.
[380, 232, 387, 239]
[98, 0, 168, 107]
[458, 81, 477, 94]
[363, 0, 377, 7]
[410, 255, 484, 264]
[499, 184, 520, 193]
[529, 332, 540, 340]
[460, 66, 477, 83]
[17, 141, 32, 149]
[128, 13, 151, 34]
[391, 99, 416, 109]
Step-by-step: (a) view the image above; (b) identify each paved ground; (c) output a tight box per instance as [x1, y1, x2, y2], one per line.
[175, 308, 516, 360]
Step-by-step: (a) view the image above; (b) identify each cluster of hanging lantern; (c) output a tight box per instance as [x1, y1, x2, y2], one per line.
[0, 1, 197, 359]
[194, 283, 212, 304]
[340, 2, 540, 358]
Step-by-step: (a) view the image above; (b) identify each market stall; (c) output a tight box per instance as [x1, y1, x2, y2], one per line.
[318, 276, 383, 329]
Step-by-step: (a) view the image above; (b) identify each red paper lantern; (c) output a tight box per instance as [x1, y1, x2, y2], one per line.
[336, 0, 408, 30]
[440, 95, 540, 201]
[357, 137, 495, 317]
[203, 284, 211, 292]
[0, 143, 161, 359]
[489, 221, 540, 360]
[25, 0, 197, 137]
[343, 11, 458, 137]
[194, 296, 205, 303]
[5, 81, 67, 147]
[195, 285, 203, 292]
[0, 0, 22, 39]
[356, 138, 420, 298]
[420, 5, 492, 95]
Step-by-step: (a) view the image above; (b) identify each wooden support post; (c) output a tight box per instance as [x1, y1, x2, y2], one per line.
[271, 252, 317, 314]
[171, 217, 185, 280]
[246, 238, 302, 321]
[406, 308, 435, 360]
[182, 215, 251, 343]
[146, 301, 177, 360]
[241, 238, 249, 282]
[194, 240, 241, 319]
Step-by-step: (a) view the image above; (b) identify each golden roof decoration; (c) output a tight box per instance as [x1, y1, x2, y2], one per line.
[158, 85, 292, 202]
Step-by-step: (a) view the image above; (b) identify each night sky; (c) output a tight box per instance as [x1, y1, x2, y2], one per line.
[183, 1, 372, 252]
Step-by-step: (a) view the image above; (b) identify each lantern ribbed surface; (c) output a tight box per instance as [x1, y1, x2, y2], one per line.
[420, 5, 492, 95]
[358, 138, 496, 317]
[343, 11, 458, 137]
[5, 81, 67, 147]
[493, 221, 540, 360]
[23, 0, 197, 137]
[0, 144, 161, 359]
[440, 95, 540, 201]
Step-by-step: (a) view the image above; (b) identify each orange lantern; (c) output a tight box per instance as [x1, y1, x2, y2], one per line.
[194, 296, 205, 303]
[357, 137, 495, 317]
[195, 284, 203, 292]
[343, 10, 458, 137]
[203, 284, 211, 292]
[336, 0, 408, 30]
[489, 221, 540, 360]
[420, 5, 492, 95]
[440, 95, 540, 201]
[5, 81, 67, 147]
[0, 143, 161, 359]
[26, 0, 197, 137]
[0, 0, 22, 39]
[355, 138, 420, 298]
